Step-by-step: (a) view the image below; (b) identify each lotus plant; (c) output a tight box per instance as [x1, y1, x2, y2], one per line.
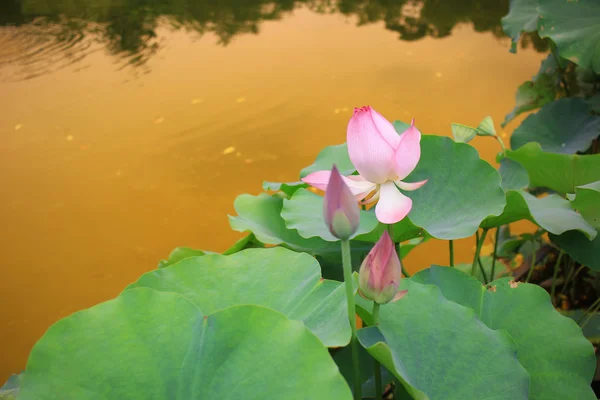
[303, 106, 427, 224]
[322, 166, 362, 399]
[358, 230, 408, 304]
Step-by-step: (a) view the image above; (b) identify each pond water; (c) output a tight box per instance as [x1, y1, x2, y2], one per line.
[0, 0, 546, 380]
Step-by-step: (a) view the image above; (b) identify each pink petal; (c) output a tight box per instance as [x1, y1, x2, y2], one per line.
[395, 179, 427, 191]
[375, 182, 412, 224]
[391, 289, 408, 303]
[324, 166, 360, 240]
[368, 107, 402, 149]
[394, 120, 422, 180]
[347, 107, 398, 184]
[302, 171, 376, 200]
[345, 175, 377, 200]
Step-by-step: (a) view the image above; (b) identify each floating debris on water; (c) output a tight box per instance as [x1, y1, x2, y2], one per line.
[223, 146, 236, 155]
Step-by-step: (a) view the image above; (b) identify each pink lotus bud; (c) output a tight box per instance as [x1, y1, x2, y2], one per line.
[358, 231, 408, 304]
[323, 165, 360, 240]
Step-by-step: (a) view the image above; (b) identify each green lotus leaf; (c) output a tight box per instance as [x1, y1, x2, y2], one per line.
[0, 373, 22, 400]
[18, 289, 351, 399]
[128, 247, 351, 347]
[262, 180, 307, 197]
[357, 280, 530, 399]
[501, 0, 540, 49]
[504, 142, 600, 193]
[499, 158, 530, 191]
[281, 188, 379, 241]
[227, 193, 374, 280]
[538, 0, 600, 73]
[402, 135, 506, 240]
[451, 123, 477, 143]
[228, 193, 340, 253]
[157, 234, 263, 268]
[570, 180, 600, 229]
[481, 190, 597, 239]
[561, 310, 600, 344]
[300, 143, 354, 178]
[511, 98, 600, 154]
[502, 73, 557, 127]
[476, 116, 496, 136]
[413, 266, 596, 400]
[157, 247, 208, 268]
[550, 230, 600, 270]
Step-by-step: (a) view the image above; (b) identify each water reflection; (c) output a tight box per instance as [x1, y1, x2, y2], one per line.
[0, 0, 547, 80]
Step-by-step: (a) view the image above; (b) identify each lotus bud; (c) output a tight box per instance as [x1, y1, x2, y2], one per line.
[358, 231, 408, 304]
[323, 165, 360, 240]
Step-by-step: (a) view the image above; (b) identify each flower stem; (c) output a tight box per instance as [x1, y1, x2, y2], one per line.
[525, 240, 537, 283]
[490, 227, 500, 280]
[449, 240, 454, 267]
[341, 239, 362, 400]
[372, 302, 382, 400]
[550, 250, 564, 307]
[581, 297, 600, 328]
[470, 229, 488, 277]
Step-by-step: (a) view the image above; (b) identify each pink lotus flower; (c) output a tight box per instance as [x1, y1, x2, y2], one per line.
[358, 231, 408, 304]
[302, 106, 427, 224]
[323, 165, 360, 240]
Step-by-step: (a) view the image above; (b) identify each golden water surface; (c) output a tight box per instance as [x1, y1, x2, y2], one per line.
[0, 4, 546, 380]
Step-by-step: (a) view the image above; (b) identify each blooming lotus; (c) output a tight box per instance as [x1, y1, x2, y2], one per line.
[358, 230, 408, 304]
[323, 165, 360, 240]
[302, 106, 427, 224]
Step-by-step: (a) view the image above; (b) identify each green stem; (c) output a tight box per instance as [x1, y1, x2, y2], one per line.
[525, 240, 537, 283]
[341, 240, 362, 400]
[581, 297, 600, 329]
[372, 303, 382, 400]
[449, 240, 454, 267]
[550, 42, 570, 97]
[561, 258, 576, 294]
[550, 251, 564, 307]
[494, 135, 507, 156]
[490, 227, 500, 281]
[477, 256, 489, 284]
[471, 229, 488, 277]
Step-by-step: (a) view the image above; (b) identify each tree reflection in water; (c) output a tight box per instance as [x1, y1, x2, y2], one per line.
[0, 0, 548, 80]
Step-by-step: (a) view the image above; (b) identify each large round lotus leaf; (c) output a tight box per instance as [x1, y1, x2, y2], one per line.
[501, 0, 539, 47]
[511, 99, 600, 154]
[481, 190, 597, 239]
[357, 280, 529, 400]
[300, 143, 354, 178]
[505, 143, 600, 193]
[402, 135, 506, 239]
[262, 180, 307, 197]
[538, 0, 600, 73]
[571, 180, 600, 229]
[413, 266, 596, 400]
[281, 188, 379, 241]
[499, 158, 529, 191]
[227, 193, 373, 280]
[128, 247, 350, 347]
[228, 193, 339, 254]
[19, 289, 352, 399]
[550, 230, 600, 270]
